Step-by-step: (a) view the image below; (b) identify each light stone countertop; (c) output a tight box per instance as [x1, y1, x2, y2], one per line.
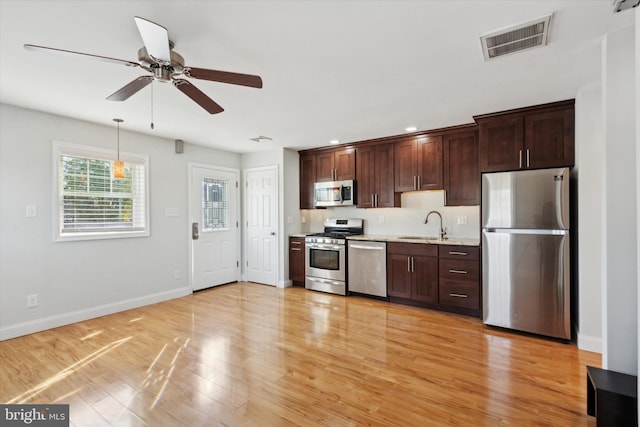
[347, 234, 480, 246]
[289, 233, 309, 238]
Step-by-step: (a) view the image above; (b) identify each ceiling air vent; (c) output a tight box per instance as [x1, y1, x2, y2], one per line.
[612, 0, 640, 13]
[480, 14, 552, 61]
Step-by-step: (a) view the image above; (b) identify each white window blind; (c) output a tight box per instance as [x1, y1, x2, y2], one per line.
[54, 142, 149, 241]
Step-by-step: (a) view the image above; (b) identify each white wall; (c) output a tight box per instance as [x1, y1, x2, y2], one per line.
[303, 191, 479, 239]
[0, 104, 241, 340]
[575, 83, 604, 352]
[602, 23, 637, 375]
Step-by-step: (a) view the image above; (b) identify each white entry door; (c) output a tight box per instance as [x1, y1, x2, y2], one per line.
[189, 164, 239, 291]
[245, 166, 278, 286]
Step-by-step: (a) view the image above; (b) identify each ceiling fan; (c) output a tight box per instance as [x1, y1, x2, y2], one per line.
[24, 16, 263, 114]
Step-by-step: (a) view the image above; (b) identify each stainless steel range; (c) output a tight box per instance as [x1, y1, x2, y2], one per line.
[305, 218, 364, 295]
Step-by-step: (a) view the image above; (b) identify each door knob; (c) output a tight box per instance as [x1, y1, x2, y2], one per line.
[192, 222, 199, 240]
[270, 232, 276, 236]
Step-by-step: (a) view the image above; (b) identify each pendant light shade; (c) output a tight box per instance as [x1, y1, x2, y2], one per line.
[113, 118, 124, 179]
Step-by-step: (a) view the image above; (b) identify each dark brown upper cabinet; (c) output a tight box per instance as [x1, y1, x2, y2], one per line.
[443, 128, 480, 206]
[357, 143, 400, 208]
[476, 100, 575, 173]
[316, 148, 356, 182]
[299, 152, 316, 209]
[394, 135, 443, 192]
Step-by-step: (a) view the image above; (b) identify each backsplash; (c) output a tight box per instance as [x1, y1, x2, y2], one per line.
[301, 190, 480, 239]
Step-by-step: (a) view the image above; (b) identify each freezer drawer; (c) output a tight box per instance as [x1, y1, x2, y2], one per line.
[482, 229, 570, 340]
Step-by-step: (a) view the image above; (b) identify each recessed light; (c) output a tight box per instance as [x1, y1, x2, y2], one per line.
[405, 126, 417, 132]
[330, 140, 340, 145]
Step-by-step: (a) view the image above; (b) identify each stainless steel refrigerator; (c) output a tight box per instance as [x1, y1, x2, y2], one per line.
[482, 167, 570, 340]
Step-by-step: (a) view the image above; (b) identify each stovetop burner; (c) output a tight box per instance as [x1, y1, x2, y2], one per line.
[305, 218, 364, 244]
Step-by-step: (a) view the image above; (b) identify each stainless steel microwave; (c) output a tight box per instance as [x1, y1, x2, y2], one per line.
[314, 180, 355, 207]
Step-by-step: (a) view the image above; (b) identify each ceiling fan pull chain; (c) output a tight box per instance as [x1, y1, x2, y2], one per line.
[150, 81, 155, 130]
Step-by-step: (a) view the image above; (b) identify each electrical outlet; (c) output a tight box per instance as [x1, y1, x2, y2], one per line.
[378, 215, 385, 224]
[27, 294, 38, 308]
[287, 216, 293, 224]
[174, 270, 181, 280]
[456, 216, 468, 225]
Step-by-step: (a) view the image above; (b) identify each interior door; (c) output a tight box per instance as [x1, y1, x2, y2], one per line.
[245, 166, 278, 286]
[189, 164, 239, 291]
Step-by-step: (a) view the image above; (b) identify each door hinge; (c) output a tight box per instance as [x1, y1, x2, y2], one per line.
[237, 261, 239, 267]
[236, 181, 239, 188]
[236, 221, 239, 227]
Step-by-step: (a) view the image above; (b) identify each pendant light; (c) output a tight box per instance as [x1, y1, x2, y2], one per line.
[113, 118, 125, 179]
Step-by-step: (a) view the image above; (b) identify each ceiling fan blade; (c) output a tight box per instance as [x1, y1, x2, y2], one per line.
[24, 44, 139, 67]
[134, 16, 171, 63]
[173, 79, 224, 114]
[107, 76, 153, 101]
[184, 67, 263, 89]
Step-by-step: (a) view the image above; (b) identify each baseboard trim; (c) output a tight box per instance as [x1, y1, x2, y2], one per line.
[279, 280, 293, 288]
[0, 286, 192, 341]
[577, 332, 602, 353]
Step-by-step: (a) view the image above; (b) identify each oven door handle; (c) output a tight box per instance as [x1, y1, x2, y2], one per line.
[307, 243, 343, 251]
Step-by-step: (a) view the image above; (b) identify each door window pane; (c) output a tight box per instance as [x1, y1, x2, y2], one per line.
[202, 178, 229, 231]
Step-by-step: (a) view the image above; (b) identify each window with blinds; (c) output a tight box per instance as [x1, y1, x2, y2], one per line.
[54, 142, 149, 241]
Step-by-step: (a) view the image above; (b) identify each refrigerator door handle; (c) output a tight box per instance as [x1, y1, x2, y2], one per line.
[483, 228, 569, 235]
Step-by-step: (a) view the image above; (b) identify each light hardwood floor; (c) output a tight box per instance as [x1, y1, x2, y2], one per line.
[1, 282, 600, 426]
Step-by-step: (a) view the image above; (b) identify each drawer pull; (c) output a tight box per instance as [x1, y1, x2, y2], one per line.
[449, 269, 468, 274]
[291, 248, 302, 251]
[449, 293, 468, 298]
[448, 251, 468, 256]
[291, 241, 302, 245]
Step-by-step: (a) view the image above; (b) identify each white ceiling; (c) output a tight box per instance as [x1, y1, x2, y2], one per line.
[0, 1, 633, 153]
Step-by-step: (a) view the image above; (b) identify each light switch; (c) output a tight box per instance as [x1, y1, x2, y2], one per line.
[456, 216, 468, 225]
[26, 205, 37, 218]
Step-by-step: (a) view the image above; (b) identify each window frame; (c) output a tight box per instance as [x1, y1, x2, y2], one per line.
[52, 141, 150, 242]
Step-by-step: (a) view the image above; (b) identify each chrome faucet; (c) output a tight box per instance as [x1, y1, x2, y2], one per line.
[425, 210, 447, 240]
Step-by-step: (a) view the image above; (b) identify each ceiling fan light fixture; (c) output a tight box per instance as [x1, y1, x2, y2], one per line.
[113, 118, 125, 179]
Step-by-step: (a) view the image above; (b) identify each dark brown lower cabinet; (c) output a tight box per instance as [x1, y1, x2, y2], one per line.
[387, 243, 438, 303]
[289, 237, 305, 286]
[387, 242, 481, 317]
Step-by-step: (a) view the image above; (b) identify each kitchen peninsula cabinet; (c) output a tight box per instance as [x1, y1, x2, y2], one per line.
[476, 100, 575, 172]
[357, 143, 400, 208]
[395, 135, 443, 192]
[289, 236, 306, 286]
[387, 242, 438, 303]
[299, 152, 316, 209]
[316, 148, 355, 182]
[443, 128, 480, 206]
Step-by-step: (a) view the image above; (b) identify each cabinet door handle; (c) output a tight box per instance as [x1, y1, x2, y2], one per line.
[371, 194, 375, 207]
[449, 269, 468, 274]
[413, 176, 417, 190]
[526, 149, 530, 168]
[449, 293, 468, 298]
[418, 176, 421, 189]
[448, 251, 467, 256]
[411, 257, 415, 272]
[291, 248, 302, 251]
[519, 149, 523, 169]
[375, 194, 379, 207]
[407, 257, 411, 272]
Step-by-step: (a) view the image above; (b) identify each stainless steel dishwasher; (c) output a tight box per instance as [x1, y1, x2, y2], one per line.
[347, 240, 387, 298]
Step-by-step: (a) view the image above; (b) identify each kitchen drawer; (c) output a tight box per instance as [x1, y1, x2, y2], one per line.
[439, 258, 479, 283]
[439, 281, 479, 309]
[387, 242, 437, 257]
[438, 245, 480, 261]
